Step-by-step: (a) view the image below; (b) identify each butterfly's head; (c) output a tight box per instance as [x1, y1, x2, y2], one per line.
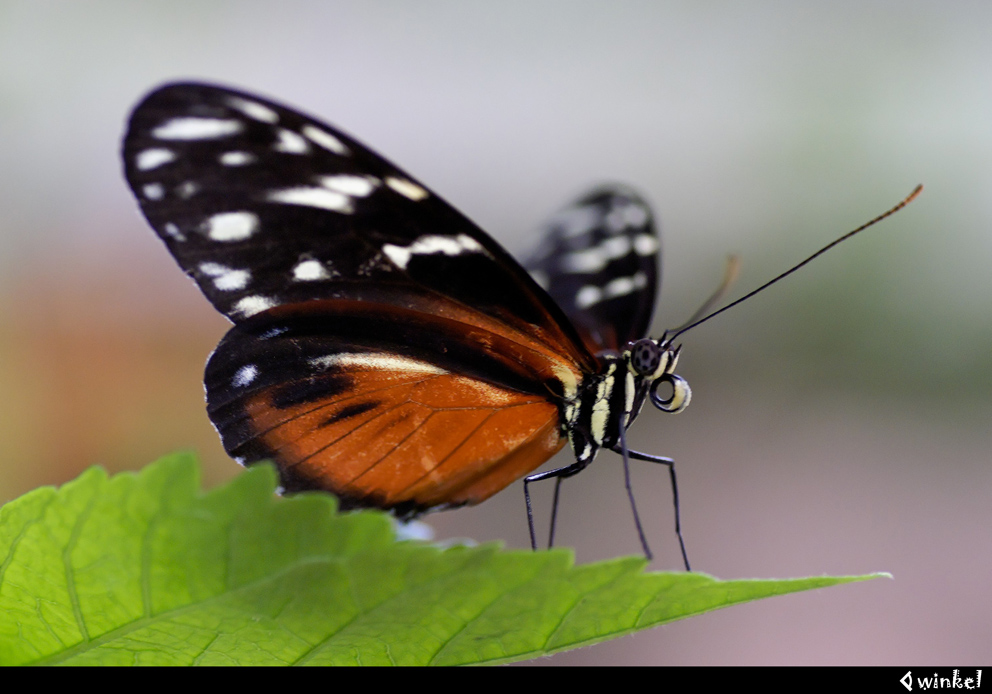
[627, 337, 691, 414]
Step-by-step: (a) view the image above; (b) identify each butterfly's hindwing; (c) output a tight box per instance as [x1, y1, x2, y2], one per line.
[205, 301, 568, 512]
[526, 186, 659, 353]
[123, 83, 596, 371]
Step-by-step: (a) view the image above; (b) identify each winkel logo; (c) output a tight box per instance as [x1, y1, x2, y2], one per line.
[901, 670, 983, 691]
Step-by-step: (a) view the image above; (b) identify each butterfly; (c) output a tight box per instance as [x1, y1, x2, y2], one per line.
[123, 82, 920, 570]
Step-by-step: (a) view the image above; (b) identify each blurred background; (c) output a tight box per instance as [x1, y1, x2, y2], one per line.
[0, 1, 989, 665]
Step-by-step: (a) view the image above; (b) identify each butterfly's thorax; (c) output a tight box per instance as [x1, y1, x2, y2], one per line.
[562, 338, 689, 474]
[564, 350, 649, 468]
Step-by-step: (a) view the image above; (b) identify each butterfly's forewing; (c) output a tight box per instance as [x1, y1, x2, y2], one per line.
[525, 187, 660, 353]
[122, 82, 603, 510]
[122, 83, 597, 372]
[204, 300, 567, 514]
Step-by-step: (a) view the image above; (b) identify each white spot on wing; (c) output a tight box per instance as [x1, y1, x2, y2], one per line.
[633, 233, 658, 256]
[385, 177, 429, 201]
[198, 262, 227, 276]
[381, 234, 486, 270]
[136, 148, 175, 171]
[142, 183, 164, 200]
[381, 246, 410, 269]
[560, 250, 602, 274]
[153, 117, 242, 140]
[575, 285, 602, 309]
[176, 181, 199, 198]
[233, 295, 276, 317]
[232, 364, 258, 388]
[163, 223, 185, 242]
[213, 271, 249, 291]
[575, 272, 647, 309]
[219, 151, 256, 166]
[604, 271, 647, 299]
[606, 203, 649, 233]
[199, 262, 251, 291]
[319, 174, 378, 197]
[292, 259, 331, 281]
[309, 353, 447, 375]
[259, 325, 289, 339]
[273, 128, 309, 154]
[602, 236, 632, 259]
[561, 236, 632, 274]
[303, 124, 349, 155]
[268, 187, 353, 213]
[226, 96, 278, 123]
[205, 211, 259, 242]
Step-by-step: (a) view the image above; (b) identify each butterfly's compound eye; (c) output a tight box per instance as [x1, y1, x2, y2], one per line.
[649, 373, 691, 413]
[630, 338, 664, 377]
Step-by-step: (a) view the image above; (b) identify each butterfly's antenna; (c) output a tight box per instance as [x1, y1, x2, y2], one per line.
[670, 254, 741, 333]
[667, 184, 923, 343]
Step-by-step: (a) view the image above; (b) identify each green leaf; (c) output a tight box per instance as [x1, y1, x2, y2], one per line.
[0, 454, 887, 665]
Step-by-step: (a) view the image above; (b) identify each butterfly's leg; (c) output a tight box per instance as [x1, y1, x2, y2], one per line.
[524, 459, 589, 551]
[548, 476, 562, 549]
[610, 442, 691, 571]
[613, 425, 654, 562]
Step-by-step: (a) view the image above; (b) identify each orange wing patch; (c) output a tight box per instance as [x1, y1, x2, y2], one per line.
[244, 361, 564, 511]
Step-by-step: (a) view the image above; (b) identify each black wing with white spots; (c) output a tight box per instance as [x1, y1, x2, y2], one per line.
[123, 82, 595, 370]
[525, 187, 660, 354]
